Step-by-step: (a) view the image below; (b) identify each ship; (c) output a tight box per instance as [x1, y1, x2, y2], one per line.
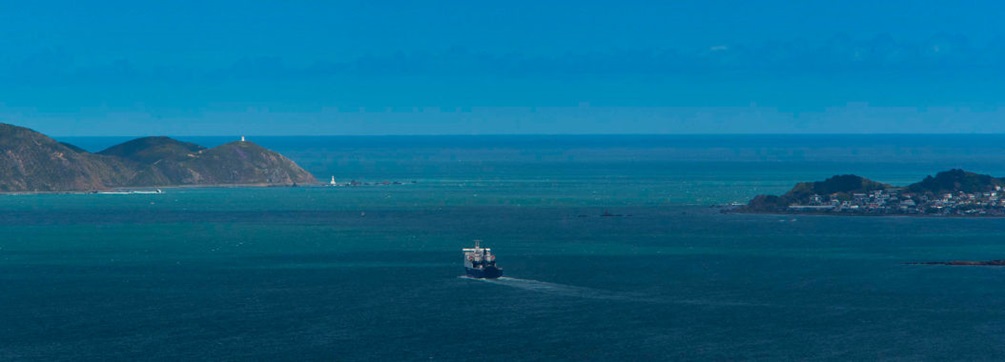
[463, 240, 503, 279]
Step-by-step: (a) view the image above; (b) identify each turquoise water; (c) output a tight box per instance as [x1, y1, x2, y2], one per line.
[5, 135, 1005, 360]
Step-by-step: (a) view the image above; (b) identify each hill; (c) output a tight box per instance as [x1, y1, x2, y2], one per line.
[744, 174, 890, 212]
[740, 169, 1005, 215]
[98, 136, 206, 164]
[180, 141, 317, 185]
[906, 169, 1005, 195]
[0, 123, 317, 192]
[113, 140, 317, 186]
[0, 124, 135, 192]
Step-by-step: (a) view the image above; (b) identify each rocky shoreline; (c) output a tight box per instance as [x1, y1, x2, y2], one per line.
[734, 169, 1005, 217]
[906, 260, 1005, 266]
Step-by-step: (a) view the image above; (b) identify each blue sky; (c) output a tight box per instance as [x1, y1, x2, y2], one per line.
[2, 1, 1004, 135]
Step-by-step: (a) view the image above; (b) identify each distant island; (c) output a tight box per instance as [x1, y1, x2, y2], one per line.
[735, 169, 1005, 216]
[0, 123, 316, 192]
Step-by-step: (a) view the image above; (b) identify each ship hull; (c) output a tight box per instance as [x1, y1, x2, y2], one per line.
[465, 266, 503, 279]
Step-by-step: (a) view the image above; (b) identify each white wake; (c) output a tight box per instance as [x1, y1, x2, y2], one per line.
[461, 276, 645, 302]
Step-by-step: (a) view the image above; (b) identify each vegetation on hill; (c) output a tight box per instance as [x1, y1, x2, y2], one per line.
[742, 170, 1005, 213]
[906, 169, 1005, 195]
[0, 124, 135, 192]
[98, 136, 206, 164]
[786, 174, 890, 201]
[183, 141, 316, 185]
[58, 142, 88, 153]
[744, 174, 890, 212]
[0, 123, 317, 192]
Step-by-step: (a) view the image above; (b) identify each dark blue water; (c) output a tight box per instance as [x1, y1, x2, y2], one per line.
[5, 135, 1005, 360]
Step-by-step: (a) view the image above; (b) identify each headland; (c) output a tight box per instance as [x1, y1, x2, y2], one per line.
[734, 169, 1005, 216]
[0, 123, 317, 192]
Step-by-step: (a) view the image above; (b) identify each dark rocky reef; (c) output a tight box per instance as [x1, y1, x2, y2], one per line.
[907, 260, 1005, 266]
[0, 123, 316, 192]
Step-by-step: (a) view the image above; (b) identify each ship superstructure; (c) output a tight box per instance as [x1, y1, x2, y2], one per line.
[463, 240, 503, 279]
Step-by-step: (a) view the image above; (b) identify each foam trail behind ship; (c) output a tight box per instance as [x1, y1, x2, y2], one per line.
[462, 276, 788, 308]
[463, 276, 647, 302]
[464, 276, 986, 314]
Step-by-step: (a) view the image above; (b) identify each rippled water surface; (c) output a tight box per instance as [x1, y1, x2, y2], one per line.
[5, 135, 1005, 360]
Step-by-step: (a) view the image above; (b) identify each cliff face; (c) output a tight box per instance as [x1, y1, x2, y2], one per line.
[0, 124, 317, 192]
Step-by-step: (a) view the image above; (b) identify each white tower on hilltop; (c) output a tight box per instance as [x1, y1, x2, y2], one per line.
[241, 136, 246, 142]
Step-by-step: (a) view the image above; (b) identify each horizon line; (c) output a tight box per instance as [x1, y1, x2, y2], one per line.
[50, 132, 1005, 138]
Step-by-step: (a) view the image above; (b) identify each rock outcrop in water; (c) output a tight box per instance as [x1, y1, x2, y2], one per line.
[0, 123, 316, 192]
[907, 260, 1005, 266]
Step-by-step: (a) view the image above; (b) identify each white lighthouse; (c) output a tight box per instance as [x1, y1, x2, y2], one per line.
[241, 136, 246, 142]
[329, 176, 337, 186]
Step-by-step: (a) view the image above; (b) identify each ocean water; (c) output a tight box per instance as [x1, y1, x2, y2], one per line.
[5, 135, 1005, 360]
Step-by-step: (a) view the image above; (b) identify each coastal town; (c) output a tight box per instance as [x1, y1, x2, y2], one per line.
[788, 187, 1005, 216]
[739, 169, 1005, 217]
